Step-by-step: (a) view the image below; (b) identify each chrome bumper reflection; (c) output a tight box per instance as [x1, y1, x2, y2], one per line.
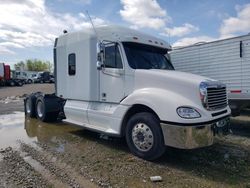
[160, 118, 229, 149]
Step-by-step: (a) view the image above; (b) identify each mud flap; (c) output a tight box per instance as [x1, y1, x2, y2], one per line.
[43, 94, 67, 120]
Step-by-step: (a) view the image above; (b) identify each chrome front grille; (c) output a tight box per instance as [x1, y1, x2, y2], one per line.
[207, 87, 227, 110]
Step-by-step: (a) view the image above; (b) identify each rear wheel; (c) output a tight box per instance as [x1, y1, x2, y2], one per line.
[9, 80, 15, 86]
[24, 96, 36, 118]
[36, 96, 58, 122]
[125, 112, 166, 160]
[17, 81, 23, 86]
[36, 100, 45, 120]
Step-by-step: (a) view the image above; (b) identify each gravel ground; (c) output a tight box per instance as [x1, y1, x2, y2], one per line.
[0, 83, 54, 99]
[0, 100, 23, 115]
[0, 147, 51, 188]
[0, 84, 250, 187]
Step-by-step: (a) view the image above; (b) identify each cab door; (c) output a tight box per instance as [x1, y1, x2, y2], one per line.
[99, 43, 125, 103]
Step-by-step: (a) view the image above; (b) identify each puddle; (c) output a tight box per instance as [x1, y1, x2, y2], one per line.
[0, 112, 35, 149]
[0, 112, 250, 187]
[55, 143, 65, 153]
[0, 112, 82, 149]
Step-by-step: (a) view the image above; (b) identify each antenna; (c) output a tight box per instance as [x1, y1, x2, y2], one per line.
[85, 10, 99, 40]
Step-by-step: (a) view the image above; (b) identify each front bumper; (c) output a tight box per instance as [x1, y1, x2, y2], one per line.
[160, 117, 230, 149]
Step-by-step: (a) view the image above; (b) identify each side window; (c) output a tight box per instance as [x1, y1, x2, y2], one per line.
[104, 45, 123, 69]
[68, 53, 76, 75]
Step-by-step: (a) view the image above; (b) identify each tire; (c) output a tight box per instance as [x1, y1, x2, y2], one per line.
[27, 79, 32, 84]
[17, 81, 23, 87]
[125, 112, 166, 160]
[9, 81, 15, 86]
[35, 96, 58, 122]
[24, 95, 36, 118]
[40, 80, 44, 84]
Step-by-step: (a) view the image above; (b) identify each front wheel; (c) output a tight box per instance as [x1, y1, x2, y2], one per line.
[125, 112, 166, 160]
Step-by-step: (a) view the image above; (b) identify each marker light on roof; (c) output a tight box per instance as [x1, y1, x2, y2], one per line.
[133, 37, 138, 40]
[155, 41, 158, 44]
[148, 40, 152, 43]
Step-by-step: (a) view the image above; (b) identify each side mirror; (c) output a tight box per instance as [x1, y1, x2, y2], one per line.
[165, 53, 171, 60]
[97, 42, 105, 70]
[97, 51, 104, 70]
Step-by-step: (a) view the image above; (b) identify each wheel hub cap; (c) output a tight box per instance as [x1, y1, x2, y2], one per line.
[136, 132, 145, 142]
[132, 123, 154, 152]
[37, 101, 44, 118]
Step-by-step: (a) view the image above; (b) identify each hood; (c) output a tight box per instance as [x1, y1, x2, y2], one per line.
[135, 69, 215, 88]
[146, 69, 215, 84]
[134, 69, 217, 103]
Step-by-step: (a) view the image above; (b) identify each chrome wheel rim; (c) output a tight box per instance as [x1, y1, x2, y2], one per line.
[25, 99, 31, 114]
[37, 101, 44, 118]
[132, 123, 154, 152]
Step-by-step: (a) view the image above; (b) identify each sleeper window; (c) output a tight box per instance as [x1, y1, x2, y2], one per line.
[104, 45, 123, 69]
[68, 53, 76, 75]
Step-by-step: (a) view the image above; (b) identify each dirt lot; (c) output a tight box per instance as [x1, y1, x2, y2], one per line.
[0, 84, 250, 188]
[0, 84, 54, 99]
[0, 84, 54, 115]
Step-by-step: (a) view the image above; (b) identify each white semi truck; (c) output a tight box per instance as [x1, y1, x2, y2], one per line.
[24, 26, 231, 160]
[170, 34, 250, 116]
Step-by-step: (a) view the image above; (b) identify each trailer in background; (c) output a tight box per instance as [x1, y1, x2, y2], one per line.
[170, 34, 250, 116]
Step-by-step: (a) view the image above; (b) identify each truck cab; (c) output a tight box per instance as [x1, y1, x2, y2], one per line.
[0, 63, 24, 87]
[25, 26, 231, 160]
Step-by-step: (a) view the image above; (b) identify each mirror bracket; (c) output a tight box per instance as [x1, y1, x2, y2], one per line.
[97, 41, 105, 70]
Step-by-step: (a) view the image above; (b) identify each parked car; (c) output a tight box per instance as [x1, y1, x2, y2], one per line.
[26, 73, 39, 84]
[49, 75, 55, 83]
[34, 72, 54, 83]
[33, 72, 42, 83]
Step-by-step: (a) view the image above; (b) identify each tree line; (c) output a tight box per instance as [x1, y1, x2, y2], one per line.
[14, 59, 52, 71]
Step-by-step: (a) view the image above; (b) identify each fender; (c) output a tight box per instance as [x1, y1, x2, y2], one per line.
[121, 88, 217, 124]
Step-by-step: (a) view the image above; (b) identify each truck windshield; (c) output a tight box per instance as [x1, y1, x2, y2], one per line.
[123, 42, 174, 70]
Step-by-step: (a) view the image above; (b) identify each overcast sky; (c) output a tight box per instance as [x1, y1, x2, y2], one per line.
[1, 0, 250, 67]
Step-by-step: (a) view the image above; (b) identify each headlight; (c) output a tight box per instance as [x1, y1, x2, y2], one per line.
[199, 82, 208, 109]
[177, 107, 201, 119]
